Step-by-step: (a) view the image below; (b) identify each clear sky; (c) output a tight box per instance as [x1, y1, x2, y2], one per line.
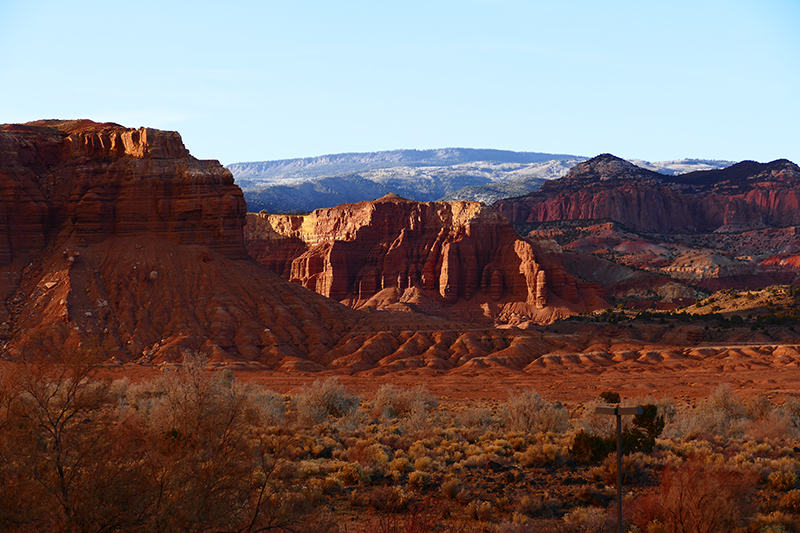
[1, 0, 798, 165]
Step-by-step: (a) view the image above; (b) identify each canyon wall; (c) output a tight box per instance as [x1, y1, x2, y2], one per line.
[245, 194, 606, 324]
[495, 154, 800, 233]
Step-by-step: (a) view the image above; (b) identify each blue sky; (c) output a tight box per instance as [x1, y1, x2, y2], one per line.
[1, 0, 798, 165]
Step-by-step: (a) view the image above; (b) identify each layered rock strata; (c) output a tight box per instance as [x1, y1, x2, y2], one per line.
[0, 120, 363, 363]
[0, 120, 247, 265]
[245, 194, 605, 323]
[495, 154, 800, 233]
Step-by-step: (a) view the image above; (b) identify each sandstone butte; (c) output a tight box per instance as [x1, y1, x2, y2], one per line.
[244, 195, 607, 324]
[494, 153, 800, 233]
[0, 119, 368, 367]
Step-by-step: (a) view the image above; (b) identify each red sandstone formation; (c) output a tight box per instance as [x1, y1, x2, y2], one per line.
[245, 194, 606, 324]
[0, 120, 363, 363]
[495, 154, 800, 233]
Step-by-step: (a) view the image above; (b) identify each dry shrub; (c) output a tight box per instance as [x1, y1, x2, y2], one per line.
[517, 442, 568, 467]
[389, 457, 413, 482]
[779, 397, 800, 436]
[758, 525, 792, 533]
[589, 451, 651, 486]
[493, 520, 561, 533]
[465, 500, 494, 521]
[372, 384, 438, 419]
[365, 496, 451, 533]
[770, 471, 799, 492]
[368, 485, 412, 512]
[781, 490, 800, 513]
[562, 506, 614, 533]
[452, 406, 499, 432]
[342, 439, 389, 467]
[441, 477, 462, 499]
[577, 398, 618, 435]
[746, 412, 795, 441]
[747, 394, 774, 420]
[295, 377, 360, 425]
[251, 387, 287, 425]
[748, 511, 799, 533]
[413, 455, 433, 471]
[503, 389, 569, 434]
[514, 493, 562, 518]
[630, 458, 756, 533]
[0, 354, 327, 532]
[666, 384, 750, 439]
[334, 461, 369, 486]
[407, 470, 431, 489]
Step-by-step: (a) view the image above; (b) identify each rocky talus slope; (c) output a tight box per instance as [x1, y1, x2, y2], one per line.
[245, 194, 606, 324]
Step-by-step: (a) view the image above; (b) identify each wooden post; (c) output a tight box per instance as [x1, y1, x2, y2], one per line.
[596, 405, 643, 533]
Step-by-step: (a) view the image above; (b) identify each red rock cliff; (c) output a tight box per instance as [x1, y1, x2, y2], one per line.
[245, 194, 605, 324]
[0, 120, 366, 364]
[494, 154, 800, 233]
[0, 119, 246, 265]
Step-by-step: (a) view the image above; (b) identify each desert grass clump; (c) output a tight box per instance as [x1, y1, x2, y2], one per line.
[295, 378, 360, 425]
[413, 455, 434, 472]
[503, 389, 569, 435]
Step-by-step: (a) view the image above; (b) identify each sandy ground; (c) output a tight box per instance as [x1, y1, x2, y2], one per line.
[74, 338, 800, 408]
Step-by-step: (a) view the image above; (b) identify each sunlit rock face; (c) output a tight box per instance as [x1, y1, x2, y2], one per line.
[245, 194, 606, 324]
[495, 153, 800, 233]
[0, 119, 247, 264]
[0, 120, 368, 364]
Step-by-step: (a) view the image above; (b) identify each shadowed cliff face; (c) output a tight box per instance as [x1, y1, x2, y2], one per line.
[494, 154, 800, 233]
[245, 194, 606, 324]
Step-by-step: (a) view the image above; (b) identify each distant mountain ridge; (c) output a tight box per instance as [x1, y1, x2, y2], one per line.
[228, 149, 734, 213]
[228, 148, 580, 185]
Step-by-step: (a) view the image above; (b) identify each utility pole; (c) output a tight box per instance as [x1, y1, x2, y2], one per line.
[596, 405, 643, 533]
